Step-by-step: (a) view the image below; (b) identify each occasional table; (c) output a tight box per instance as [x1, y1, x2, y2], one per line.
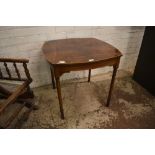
[42, 38, 122, 119]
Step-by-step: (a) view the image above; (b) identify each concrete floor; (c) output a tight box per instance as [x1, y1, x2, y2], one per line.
[1, 70, 155, 128]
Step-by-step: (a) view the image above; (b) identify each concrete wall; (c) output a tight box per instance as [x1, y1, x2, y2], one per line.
[0, 26, 145, 87]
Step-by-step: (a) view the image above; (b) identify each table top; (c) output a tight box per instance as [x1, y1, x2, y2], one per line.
[42, 38, 122, 65]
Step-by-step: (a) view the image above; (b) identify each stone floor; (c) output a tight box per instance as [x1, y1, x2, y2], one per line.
[1, 70, 155, 128]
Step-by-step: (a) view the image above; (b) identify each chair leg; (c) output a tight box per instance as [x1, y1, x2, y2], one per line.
[26, 86, 34, 98]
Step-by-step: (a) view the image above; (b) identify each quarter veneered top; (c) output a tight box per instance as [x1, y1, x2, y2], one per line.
[42, 38, 122, 65]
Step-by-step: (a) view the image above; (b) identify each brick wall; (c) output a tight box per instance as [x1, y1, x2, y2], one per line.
[0, 26, 145, 87]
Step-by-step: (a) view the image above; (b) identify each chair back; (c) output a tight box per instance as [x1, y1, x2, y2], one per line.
[0, 58, 32, 82]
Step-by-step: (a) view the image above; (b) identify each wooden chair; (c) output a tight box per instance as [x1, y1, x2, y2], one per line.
[0, 58, 35, 128]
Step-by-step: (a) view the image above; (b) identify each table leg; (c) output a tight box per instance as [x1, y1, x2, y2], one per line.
[55, 77, 65, 119]
[50, 66, 56, 89]
[106, 64, 118, 107]
[88, 69, 91, 82]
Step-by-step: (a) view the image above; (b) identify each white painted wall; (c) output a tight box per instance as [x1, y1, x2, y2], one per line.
[0, 26, 145, 87]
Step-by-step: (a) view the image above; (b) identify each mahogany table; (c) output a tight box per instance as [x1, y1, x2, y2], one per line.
[42, 38, 122, 119]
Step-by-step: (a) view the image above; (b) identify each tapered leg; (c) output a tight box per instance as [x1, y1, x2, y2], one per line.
[88, 69, 91, 82]
[106, 65, 118, 107]
[55, 77, 65, 119]
[50, 66, 56, 89]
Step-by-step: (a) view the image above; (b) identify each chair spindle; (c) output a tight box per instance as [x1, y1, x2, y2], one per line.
[23, 62, 32, 81]
[13, 62, 21, 80]
[4, 62, 11, 79]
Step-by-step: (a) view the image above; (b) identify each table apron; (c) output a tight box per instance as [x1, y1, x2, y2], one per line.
[52, 57, 120, 77]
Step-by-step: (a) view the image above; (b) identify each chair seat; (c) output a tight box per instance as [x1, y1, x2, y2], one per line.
[0, 100, 25, 128]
